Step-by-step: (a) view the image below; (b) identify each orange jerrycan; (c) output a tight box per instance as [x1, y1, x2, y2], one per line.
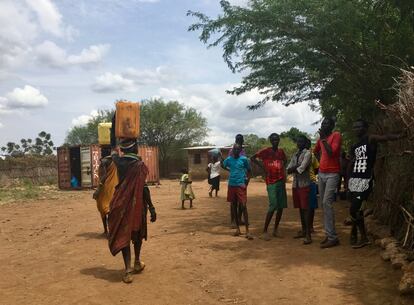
[115, 101, 140, 138]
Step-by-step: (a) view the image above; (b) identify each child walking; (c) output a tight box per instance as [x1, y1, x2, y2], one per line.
[180, 168, 195, 209]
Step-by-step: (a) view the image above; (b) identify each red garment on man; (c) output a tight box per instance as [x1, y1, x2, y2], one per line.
[314, 131, 341, 173]
[108, 160, 148, 256]
[254, 148, 287, 185]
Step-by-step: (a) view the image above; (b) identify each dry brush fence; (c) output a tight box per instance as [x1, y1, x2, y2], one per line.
[0, 155, 57, 187]
[374, 69, 414, 250]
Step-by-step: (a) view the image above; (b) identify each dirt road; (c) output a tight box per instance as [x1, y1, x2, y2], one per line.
[0, 180, 410, 305]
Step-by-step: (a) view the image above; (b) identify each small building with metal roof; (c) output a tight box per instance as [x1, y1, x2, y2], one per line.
[182, 145, 232, 180]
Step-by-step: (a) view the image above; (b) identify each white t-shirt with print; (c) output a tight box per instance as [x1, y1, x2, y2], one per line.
[208, 161, 221, 179]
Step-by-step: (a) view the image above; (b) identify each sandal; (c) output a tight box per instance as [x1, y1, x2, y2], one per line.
[122, 271, 134, 284]
[134, 261, 145, 274]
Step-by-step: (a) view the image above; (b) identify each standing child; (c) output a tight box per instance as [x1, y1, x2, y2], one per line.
[207, 155, 221, 197]
[251, 133, 287, 241]
[306, 138, 319, 233]
[221, 143, 253, 239]
[180, 168, 195, 209]
[287, 135, 312, 244]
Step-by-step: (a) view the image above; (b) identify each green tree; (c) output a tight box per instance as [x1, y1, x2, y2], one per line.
[140, 98, 209, 176]
[188, 0, 414, 131]
[65, 110, 114, 145]
[280, 127, 309, 142]
[243, 134, 268, 156]
[244, 133, 297, 159]
[1, 132, 55, 157]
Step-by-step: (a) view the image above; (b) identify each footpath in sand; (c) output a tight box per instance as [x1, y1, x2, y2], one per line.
[0, 180, 410, 305]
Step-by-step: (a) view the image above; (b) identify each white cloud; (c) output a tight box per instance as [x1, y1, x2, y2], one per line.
[35, 41, 110, 68]
[92, 66, 171, 93]
[25, 0, 63, 37]
[67, 44, 110, 65]
[92, 72, 136, 93]
[0, 1, 37, 69]
[156, 83, 321, 145]
[71, 110, 98, 126]
[0, 1, 104, 72]
[5, 85, 48, 109]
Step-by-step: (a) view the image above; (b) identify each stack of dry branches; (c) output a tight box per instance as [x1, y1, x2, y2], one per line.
[376, 68, 414, 138]
[372, 68, 414, 250]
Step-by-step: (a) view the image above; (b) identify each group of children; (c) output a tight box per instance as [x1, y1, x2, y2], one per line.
[180, 117, 406, 249]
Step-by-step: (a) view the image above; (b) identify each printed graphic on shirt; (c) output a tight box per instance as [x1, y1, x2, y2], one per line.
[353, 144, 368, 174]
[348, 177, 370, 192]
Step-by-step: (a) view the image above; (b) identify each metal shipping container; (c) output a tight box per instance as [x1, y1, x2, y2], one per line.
[57, 145, 101, 189]
[138, 145, 160, 184]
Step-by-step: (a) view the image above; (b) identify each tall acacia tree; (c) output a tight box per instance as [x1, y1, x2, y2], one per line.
[140, 98, 208, 175]
[188, 0, 414, 130]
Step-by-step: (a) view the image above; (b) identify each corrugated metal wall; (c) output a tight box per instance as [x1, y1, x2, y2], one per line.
[138, 145, 160, 184]
[58, 145, 160, 189]
[57, 147, 71, 189]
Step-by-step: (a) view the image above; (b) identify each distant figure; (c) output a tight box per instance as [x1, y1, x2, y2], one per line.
[108, 138, 157, 284]
[229, 134, 247, 157]
[207, 155, 221, 197]
[251, 133, 287, 241]
[221, 143, 253, 239]
[71, 176, 79, 188]
[348, 119, 405, 249]
[314, 117, 342, 248]
[93, 148, 119, 237]
[180, 168, 195, 209]
[338, 151, 350, 199]
[306, 138, 319, 233]
[287, 135, 312, 245]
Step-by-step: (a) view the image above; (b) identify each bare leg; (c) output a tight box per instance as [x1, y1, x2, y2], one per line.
[121, 246, 132, 272]
[303, 208, 312, 244]
[238, 203, 245, 225]
[190, 199, 193, 208]
[133, 239, 145, 272]
[263, 211, 274, 233]
[181, 200, 185, 209]
[273, 208, 284, 235]
[121, 245, 134, 283]
[243, 205, 253, 239]
[309, 208, 315, 232]
[215, 189, 218, 197]
[232, 201, 241, 235]
[102, 215, 108, 236]
[133, 240, 142, 262]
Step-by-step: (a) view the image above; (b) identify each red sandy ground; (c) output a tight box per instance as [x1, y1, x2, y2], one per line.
[0, 180, 411, 305]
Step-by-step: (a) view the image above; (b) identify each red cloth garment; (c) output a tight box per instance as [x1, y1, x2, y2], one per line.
[227, 186, 247, 205]
[108, 160, 148, 256]
[254, 148, 287, 185]
[314, 132, 341, 173]
[292, 187, 310, 209]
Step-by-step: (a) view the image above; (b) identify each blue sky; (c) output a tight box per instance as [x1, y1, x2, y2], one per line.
[0, 0, 320, 147]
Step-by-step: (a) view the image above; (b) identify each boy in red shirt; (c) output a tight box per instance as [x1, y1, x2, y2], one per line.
[314, 117, 341, 248]
[251, 133, 287, 241]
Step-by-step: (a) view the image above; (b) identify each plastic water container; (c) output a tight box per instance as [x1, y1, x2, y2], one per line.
[115, 101, 140, 138]
[208, 148, 221, 157]
[98, 122, 112, 145]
